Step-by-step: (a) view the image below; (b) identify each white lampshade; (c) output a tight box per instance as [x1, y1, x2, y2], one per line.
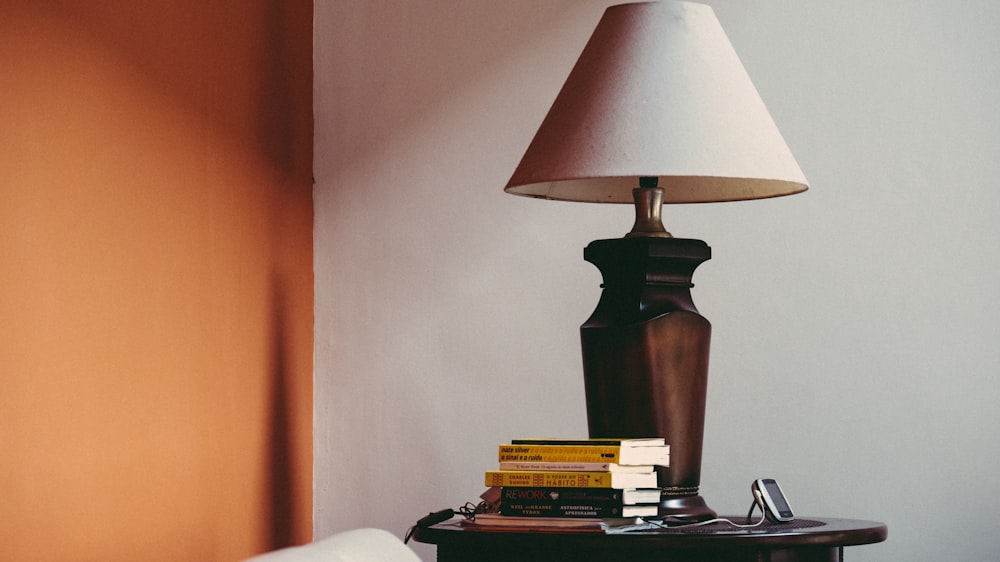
[505, 1, 809, 204]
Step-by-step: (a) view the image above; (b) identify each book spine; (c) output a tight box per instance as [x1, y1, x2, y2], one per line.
[500, 502, 626, 518]
[502, 486, 660, 505]
[498, 445, 624, 463]
[486, 470, 619, 488]
[501, 486, 625, 503]
[510, 438, 658, 446]
[498, 461, 623, 472]
[498, 487, 657, 518]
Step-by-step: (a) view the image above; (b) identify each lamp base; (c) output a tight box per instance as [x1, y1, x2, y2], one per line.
[658, 493, 717, 522]
[580, 236, 716, 522]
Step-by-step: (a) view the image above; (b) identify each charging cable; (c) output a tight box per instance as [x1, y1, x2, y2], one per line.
[640, 488, 768, 530]
[404, 509, 455, 543]
[404, 499, 494, 543]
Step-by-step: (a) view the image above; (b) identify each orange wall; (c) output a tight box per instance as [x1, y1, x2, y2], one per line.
[0, 2, 313, 560]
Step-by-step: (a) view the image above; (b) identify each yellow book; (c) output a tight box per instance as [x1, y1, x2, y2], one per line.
[498, 441, 669, 466]
[485, 470, 658, 489]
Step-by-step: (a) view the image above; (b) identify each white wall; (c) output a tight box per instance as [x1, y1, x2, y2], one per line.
[314, 1, 1000, 560]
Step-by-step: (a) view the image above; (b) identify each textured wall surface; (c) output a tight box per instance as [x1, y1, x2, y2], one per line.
[314, 2, 1000, 560]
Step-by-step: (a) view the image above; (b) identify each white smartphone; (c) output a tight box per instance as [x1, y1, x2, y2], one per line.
[752, 478, 795, 522]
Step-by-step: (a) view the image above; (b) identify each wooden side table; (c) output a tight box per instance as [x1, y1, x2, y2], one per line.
[412, 516, 887, 562]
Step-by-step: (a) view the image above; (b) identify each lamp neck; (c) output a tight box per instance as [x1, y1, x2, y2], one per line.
[626, 183, 672, 238]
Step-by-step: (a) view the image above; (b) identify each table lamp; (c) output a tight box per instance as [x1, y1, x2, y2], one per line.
[505, 1, 808, 520]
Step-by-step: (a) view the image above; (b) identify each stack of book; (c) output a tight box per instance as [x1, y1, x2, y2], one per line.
[468, 438, 669, 530]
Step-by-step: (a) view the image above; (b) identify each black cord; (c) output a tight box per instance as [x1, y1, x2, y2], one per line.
[641, 509, 767, 530]
[404, 500, 495, 544]
[642, 491, 768, 530]
[404, 509, 454, 543]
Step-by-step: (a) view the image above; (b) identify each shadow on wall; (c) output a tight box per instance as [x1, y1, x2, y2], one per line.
[266, 274, 298, 552]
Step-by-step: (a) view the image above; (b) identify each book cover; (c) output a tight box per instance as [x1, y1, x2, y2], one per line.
[499, 486, 661, 506]
[462, 514, 645, 533]
[461, 514, 604, 532]
[500, 487, 659, 518]
[485, 470, 658, 489]
[497, 461, 654, 473]
[498, 444, 669, 466]
[500, 503, 658, 518]
[511, 438, 665, 447]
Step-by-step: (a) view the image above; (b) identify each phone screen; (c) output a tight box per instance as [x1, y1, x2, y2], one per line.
[761, 479, 793, 518]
